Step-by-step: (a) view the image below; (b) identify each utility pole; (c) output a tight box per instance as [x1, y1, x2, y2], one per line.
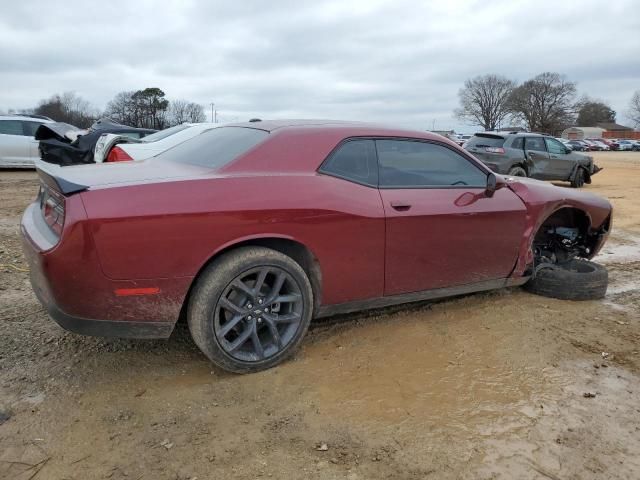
[210, 103, 215, 123]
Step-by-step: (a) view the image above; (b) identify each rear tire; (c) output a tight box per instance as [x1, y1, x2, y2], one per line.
[524, 259, 608, 300]
[508, 166, 527, 177]
[187, 246, 313, 373]
[571, 168, 585, 188]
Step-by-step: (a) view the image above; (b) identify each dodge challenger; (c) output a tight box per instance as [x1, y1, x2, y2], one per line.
[21, 120, 612, 373]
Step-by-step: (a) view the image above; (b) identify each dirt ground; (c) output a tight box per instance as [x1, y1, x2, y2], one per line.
[1, 152, 639, 480]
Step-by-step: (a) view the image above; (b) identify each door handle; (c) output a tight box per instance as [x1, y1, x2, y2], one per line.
[390, 201, 411, 211]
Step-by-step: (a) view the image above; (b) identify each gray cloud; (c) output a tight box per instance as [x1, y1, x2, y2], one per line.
[1, 0, 638, 131]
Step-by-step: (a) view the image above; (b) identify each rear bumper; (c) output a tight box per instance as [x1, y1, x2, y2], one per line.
[21, 200, 182, 339]
[30, 278, 174, 338]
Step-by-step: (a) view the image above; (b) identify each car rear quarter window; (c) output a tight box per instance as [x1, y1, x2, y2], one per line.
[319, 139, 378, 186]
[22, 121, 44, 137]
[157, 126, 269, 168]
[0, 120, 24, 136]
[511, 137, 524, 149]
[465, 134, 505, 148]
[377, 140, 487, 188]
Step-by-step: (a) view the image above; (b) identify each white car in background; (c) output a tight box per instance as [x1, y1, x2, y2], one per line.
[94, 123, 221, 163]
[0, 114, 55, 168]
[616, 140, 635, 151]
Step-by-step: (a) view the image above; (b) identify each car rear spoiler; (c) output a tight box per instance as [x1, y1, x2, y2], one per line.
[37, 166, 88, 195]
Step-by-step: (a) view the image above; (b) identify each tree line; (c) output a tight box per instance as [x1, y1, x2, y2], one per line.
[455, 72, 639, 135]
[9, 88, 206, 129]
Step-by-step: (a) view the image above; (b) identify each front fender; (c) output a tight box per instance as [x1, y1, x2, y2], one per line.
[506, 177, 612, 276]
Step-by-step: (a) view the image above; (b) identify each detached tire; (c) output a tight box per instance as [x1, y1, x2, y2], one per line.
[524, 259, 608, 300]
[187, 247, 313, 373]
[508, 166, 527, 177]
[571, 168, 585, 188]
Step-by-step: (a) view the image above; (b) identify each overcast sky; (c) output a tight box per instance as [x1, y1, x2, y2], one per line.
[1, 0, 638, 131]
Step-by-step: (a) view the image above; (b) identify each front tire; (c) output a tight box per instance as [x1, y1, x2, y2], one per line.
[187, 247, 313, 373]
[524, 259, 608, 300]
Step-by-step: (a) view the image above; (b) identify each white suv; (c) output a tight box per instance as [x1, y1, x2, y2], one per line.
[0, 114, 54, 168]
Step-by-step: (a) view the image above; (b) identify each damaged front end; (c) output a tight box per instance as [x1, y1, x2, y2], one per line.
[530, 208, 611, 272]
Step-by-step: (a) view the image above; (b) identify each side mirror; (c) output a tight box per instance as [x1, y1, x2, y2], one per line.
[485, 172, 507, 197]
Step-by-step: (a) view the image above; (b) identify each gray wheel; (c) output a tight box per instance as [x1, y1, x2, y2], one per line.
[525, 259, 607, 300]
[508, 166, 527, 177]
[187, 247, 313, 373]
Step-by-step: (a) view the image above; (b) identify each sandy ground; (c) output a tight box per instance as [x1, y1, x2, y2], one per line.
[1, 152, 639, 479]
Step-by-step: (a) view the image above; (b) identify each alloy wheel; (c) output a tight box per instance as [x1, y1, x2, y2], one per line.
[213, 266, 304, 362]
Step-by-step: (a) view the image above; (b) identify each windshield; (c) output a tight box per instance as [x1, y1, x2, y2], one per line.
[141, 124, 192, 143]
[156, 126, 269, 169]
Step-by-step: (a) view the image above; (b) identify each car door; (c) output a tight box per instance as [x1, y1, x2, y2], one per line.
[524, 136, 551, 179]
[544, 137, 575, 180]
[377, 139, 527, 296]
[0, 120, 31, 167]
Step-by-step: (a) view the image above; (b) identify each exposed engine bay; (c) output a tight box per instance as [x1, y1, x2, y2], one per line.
[533, 226, 591, 265]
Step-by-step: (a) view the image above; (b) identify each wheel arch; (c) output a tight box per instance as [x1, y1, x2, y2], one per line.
[535, 206, 593, 235]
[528, 205, 599, 263]
[180, 235, 323, 321]
[510, 162, 529, 175]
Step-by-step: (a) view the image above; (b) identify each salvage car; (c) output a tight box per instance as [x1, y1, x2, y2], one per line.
[0, 114, 55, 168]
[464, 132, 601, 188]
[93, 122, 219, 163]
[21, 120, 612, 373]
[37, 119, 156, 166]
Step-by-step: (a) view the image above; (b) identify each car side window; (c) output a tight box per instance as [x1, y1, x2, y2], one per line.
[525, 137, 547, 152]
[121, 132, 143, 139]
[512, 137, 524, 149]
[377, 139, 487, 188]
[319, 139, 378, 186]
[545, 138, 567, 155]
[0, 120, 24, 136]
[22, 121, 44, 137]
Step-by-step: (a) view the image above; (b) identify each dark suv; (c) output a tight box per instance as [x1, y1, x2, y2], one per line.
[464, 132, 601, 188]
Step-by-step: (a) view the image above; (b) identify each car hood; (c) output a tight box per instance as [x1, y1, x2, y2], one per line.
[506, 176, 611, 229]
[36, 158, 211, 191]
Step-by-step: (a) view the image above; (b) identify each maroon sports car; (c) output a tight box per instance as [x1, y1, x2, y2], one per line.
[22, 120, 612, 372]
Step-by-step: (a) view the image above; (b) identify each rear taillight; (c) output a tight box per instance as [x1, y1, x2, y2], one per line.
[485, 147, 505, 154]
[106, 146, 133, 162]
[39, 185, 65, 236]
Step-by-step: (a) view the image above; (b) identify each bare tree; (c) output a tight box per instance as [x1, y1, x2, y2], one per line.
[34, 92, 98, 128]
[507, 72, 577, 135]
[104, 91, 136, 126]
[454, 74, 516, 131]
[168, 99, 190, 125]
[167, 100, 206, 126]
[629, 91, 640, 127]
[184, 102, 206, 123]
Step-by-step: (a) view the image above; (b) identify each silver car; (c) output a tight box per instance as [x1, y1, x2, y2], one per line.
[0, 115, 54, 168]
